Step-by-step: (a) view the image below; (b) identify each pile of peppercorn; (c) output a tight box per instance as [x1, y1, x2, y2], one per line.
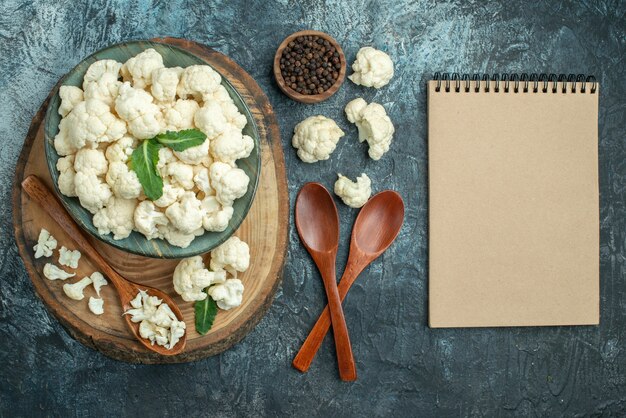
[279, 35, 342, 95]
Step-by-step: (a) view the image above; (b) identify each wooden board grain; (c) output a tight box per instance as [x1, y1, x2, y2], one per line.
[11, 38, 289, 364]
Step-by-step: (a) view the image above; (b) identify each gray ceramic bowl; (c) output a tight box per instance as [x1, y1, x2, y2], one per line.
[44, 40, 261, 259]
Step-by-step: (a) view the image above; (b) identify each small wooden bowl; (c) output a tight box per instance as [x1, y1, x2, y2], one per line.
[273, 30, 346, 104]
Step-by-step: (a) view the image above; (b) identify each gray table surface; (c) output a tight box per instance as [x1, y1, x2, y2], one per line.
[1, 1, 624, 416]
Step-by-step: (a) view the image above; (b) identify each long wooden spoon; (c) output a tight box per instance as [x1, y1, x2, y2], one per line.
[292, 190, 405, 373]
[295, 182, 357, 381]
[21, 175, 187, 356]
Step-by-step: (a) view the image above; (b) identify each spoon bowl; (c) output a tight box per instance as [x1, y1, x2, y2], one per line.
[295, 183, 340, 252]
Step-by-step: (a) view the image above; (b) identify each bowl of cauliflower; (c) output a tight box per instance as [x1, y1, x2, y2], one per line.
[43, 41, 261, 258]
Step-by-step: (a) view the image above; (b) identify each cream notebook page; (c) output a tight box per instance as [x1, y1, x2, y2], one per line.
[428, 76, 599, 328]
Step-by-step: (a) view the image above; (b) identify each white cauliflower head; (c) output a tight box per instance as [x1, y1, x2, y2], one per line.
[115, 82, 162, 139]
[173, 256, 227, 302]
[334, 173, 372, 208]
[120, 48, 164, 89]
[64, 99, 127, 149]
[56, 155, 77, 197]
[174, 138, 209, 165]
[58, 85, 84, 117]
[134, 200, 168, 240]
[194, 100, 228, 140]
[43, 263, 75, 281]
[344, 98, 394, 161]
[210, 236, 250, 275]
[63, 276, 93, 300]
[92, 196, 137, 240]
[161, 99, 199, 131]
[165, 191, 204, 234]
[292, 115, 345, 163]
[33, 229, 57, 259]
[177, 65, 221, 100]
[348, 47, 394, 88]
[210, 128, 254, 165]
[150, 66, 183, 102]
[74, 172, 112, 214]
[201, 196, 233, 232]
[74, 148, 108, 176]
[106, 161, 142, 199]
[209, 162, 249, 207]
[208, 278, 244, 310]
[83, 59, 123, 106]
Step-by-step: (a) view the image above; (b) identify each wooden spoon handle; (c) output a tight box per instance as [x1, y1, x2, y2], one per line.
[318, 259, 357, 381]
[21, 175, 132, 295]
[293, 261, 363, 373]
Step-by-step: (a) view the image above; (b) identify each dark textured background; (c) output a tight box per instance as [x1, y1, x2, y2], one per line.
[1, 1, 625, 416]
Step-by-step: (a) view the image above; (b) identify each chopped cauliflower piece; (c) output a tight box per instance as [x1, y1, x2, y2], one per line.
[165, 191, 204, 234]
[63, 276, 93, 300]
[210, 128, 254, 165]
[106, 161, 142, 199]
[158, 224, 202, 249]
[334, 173, 372, 208]
[74, 148, 108, 176]
[83, 59, 123, 106]
[64, 99, 127, 150]
[105, 136, 138, 163]
[292, 115, 345, 163]
[120, 48, 164, 89]
[58, 85, 84, 117]
[194, 100, 228, 140]
[53, 118, 77, 156]
[220, 101, 248, 131]
[208, 278, 244, 310]
[161, 99, 199, 131]
[88, 272, 108, 297]
[88, 297, 104, 315]
[153, 182, 184, 208]
[58, 246, 81, 269]
[134, 201, 168, 240]
[177, 65, 221, 100]
[193, 167, 214, 195]
[201, 196, 234, 232]
[44, 263, 75, 280]
[93, 196, 137, 240]
[34, 229, 57, 259]
[209, 162, 249, 207]
[115, 82, 162, 139]
[210, 236, 250, 276]
[74, 172, 113, 214]
[174, 139, 209, 165]
[56, 155, 77, 197]
[344, 98, 395, 160]
[150, 67, 183, 102]
[163, 161, 195, 190]
[173, 256, 227, 302]
[348, 47, 394, 88]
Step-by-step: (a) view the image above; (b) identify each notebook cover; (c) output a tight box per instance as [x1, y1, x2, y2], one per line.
[428, 79, 599, 328]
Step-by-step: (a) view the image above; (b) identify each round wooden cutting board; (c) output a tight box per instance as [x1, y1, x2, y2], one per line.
[12, 38, 289, 364]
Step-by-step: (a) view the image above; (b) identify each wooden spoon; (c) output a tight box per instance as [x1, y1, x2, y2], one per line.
[21, 175, 187, 356]
[292, 190, 405, 373]
[295, 182, 357, 381]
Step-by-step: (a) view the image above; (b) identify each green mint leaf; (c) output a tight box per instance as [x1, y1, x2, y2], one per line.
[154, 128, 207, 152]
[194, 291, 218, 335]
[130, 139, 164, 201]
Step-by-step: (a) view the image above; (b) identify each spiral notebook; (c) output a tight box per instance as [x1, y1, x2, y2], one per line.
[428, 73, 599, 328]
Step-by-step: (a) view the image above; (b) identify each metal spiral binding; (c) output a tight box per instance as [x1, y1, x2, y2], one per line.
[433, 72, 596, 94]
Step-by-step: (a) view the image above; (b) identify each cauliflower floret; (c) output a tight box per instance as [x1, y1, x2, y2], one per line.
[193, 167, 214, 195]
[173, 256, 227, 302]
[58, 246, 81, 269]
[58, 85, 84, 117]
[209, 162, 250, 206]
[120, 48, 164, 89]
[82, 59, 123, 106]
[106, 161, 142, 199]
[63, 276, 92, 300]
[91, 271, 108, 296]
[74, 172, 112, 214]
[115, 82, 162, 139]
[92, 196, 137, 240]
[53, 118, 77, 156]
[334, 173, 372, 208]
[194, 100, 228, 140]
[210, 236, 250, 276]
[33, 229, 57, 259]
[153, 182, 185, 208]
[105, 136, 138, 163]
[168, 320, 186, 349]
[208, 278, 244, 310]
[344, 98, 395, 160]
[156, 147, 176, 171]
[348, 47, 394, 88]
[134, 200, 169, 240]
[177, 65, 221, 100]
[201, 196, 234, 232]
[74, 148, 108, 176]
[161, 99, 199, 131]
[202, 84, 232, 104]
[157, 223, 203, 248]
[64, 99, 127, 149]
[43, 263, 75, 280]
[165, 191, 203, 234]
[88, 297, 104, 315]
[151, 67, 183, 102]
[163, 161, 194, 190]
[210, 128, 254, 165]
[56, 155, 77, 197]
[292, 115, 345, 163]
[174, 139, 209, 165]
